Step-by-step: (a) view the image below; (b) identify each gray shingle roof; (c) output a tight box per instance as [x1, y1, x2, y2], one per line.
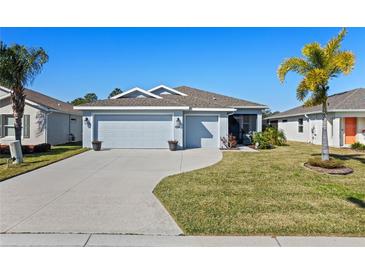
[80, 97, 184, 107]
[24, 88, 81, 115]
[0, 86, 81, 115]
[174, 86, 266, 107]
[79, 85, 267, 109]
[267, 88, 365, 120]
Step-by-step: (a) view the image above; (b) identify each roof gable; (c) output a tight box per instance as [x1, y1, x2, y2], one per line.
[111, 87, 162, 99]
[148, 85, 187, 96]
[0, 86, 80, 115]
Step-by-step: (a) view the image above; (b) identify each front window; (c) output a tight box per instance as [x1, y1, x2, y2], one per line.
[298, 118, 304, 133]
[4, 115, 15, 136]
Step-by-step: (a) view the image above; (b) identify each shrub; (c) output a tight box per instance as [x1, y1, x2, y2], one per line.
[252, 132, 272, 149]
[33, 143, 51, 153]
[264, 127, 287, 146]
[221, 134, 238, 149]
[252, 127, 287, 149]
[351, 142, 365, 150]
[307, 157, 345, 169]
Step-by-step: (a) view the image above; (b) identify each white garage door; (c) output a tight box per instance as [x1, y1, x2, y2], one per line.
[185, 115, 219, 148]
[95, 115, 173, 148]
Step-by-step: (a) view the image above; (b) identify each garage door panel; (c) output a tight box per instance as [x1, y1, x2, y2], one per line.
[95, 115, 172, 148]
[185, 115, 219, 148]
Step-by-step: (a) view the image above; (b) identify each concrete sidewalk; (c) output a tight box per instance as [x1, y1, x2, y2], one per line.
[1, 233, 364, 247]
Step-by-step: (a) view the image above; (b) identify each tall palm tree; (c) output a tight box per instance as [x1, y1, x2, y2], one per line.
[0, 42, 48, 143]
[277, 28, 355, 161]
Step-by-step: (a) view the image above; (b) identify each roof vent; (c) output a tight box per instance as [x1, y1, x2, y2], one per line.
[213, 97, 216, 100]
[58, 103, 61, 106]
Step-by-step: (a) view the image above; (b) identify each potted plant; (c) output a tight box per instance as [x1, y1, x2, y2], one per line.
[92, 140, 102, 151]
[168, 140, 178, 151]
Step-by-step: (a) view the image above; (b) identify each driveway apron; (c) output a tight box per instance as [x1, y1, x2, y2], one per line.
[0, 149, 221, 235]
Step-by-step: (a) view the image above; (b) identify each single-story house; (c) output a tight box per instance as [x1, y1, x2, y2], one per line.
[266, 88, 365, 147]
[0, 86, 82, 145]
[75, 85, 267, 149]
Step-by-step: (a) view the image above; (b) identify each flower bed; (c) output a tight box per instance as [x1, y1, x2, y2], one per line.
[0, 143, 51, 154]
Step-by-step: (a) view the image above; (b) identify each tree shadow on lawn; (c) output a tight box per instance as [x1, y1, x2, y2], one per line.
[347, 197, 365, 208]
[311, 153, 365, 164]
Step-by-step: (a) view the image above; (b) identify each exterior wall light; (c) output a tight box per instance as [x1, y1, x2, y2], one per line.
[175, 117, 182, 128]
[84, 117, 89, 125]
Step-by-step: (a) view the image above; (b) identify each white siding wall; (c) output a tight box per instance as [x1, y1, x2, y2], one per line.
[277, 112, 365, 147]
[173, 111, 184, 149]
[278, 115, 310, 143]
[277, 114, 337, 146]
[183, 111, 228, 148]
[47, 112, 82, 145]
[357, 117, 365, 144]
[220, 113, 229, 141]
[0, 98, 46, 145]
[82, 111, 92, 148]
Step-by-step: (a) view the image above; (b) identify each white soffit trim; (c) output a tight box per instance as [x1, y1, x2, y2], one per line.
[331, 109, 365, 112]
[74, 106, 190, 110]
[148, 85, 188, 96]
[266, 111, 321, 119]
[111, 87, 162, 99]
[268, 109, 365, 120]
[191, 107, 237, 112]
[0, 85, 12, 93]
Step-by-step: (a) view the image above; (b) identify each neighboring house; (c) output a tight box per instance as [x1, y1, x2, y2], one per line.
[0, 86, 82, 145]
[75, 85, 267, 149]
[266, 88, 365, 147]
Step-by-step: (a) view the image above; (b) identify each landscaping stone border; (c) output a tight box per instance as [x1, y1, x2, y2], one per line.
[304, 163, 353, 175]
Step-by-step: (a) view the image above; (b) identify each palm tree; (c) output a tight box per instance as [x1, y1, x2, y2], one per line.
[0, 42, 48, 143]
[277, 28, 355, 161]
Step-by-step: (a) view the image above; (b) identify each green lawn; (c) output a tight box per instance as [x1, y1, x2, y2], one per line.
[0, 143, 88, 181]
[154, 142, 365, 236]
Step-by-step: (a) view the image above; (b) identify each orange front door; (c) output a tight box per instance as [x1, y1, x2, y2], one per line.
[345, 117, 357, 144]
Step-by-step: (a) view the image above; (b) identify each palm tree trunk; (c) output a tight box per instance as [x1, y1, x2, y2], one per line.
[321, 102, 330, 161]
[11, 87, 26, 144]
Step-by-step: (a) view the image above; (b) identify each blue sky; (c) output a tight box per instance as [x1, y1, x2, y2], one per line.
[0, 27, 364, 111]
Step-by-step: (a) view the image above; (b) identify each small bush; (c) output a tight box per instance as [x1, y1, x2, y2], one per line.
[33, 143, 51, 153]
[264, 127, 287, 146]
[252, 132, 272, 149]
[307, 157, 345, 169]
[351, 142, 365, 150]
[252, 127, 287, 149]
[221, 134, 238, 149]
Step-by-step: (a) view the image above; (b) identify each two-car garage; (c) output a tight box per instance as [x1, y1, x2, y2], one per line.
[95, 114, 173, 149]
[93, 114, 221, 149]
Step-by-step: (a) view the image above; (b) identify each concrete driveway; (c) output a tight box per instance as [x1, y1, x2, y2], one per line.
[0, 149, 221, 235]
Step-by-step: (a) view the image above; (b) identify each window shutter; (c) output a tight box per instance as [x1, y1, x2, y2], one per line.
[0, 114, 3, 138]
[23, 115, 30, 138]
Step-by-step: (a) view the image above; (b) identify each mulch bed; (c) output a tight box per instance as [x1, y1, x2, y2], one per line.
[304, 163, 353, 175]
